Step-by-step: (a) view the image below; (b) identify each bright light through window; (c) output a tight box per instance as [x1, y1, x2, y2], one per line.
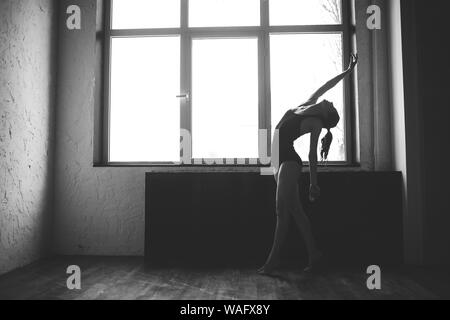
[110, 37, 180, 162]
[112, 0, 180, 29]
[270, 33, 345, 161]
[106, 0, 349, 164]
[192, 38, 259, 159]
[270, 0, 342, 25]
[189, 0, 260, 27]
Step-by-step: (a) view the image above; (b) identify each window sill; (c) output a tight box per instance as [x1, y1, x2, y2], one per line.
[93, 163, 365, 173]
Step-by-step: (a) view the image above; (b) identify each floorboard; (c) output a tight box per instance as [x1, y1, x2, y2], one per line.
[0, 257, 447, 300]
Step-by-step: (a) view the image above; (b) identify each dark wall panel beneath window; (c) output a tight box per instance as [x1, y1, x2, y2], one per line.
[146, 172, 403, 268]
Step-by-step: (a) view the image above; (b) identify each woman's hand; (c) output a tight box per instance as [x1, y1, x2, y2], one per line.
[306, 53, 358, 102]
[309, 184, 321, 202]
[347, 53, 358, 72]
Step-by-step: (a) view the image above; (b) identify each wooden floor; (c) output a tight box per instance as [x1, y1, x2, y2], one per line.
[0, 257, 448, 300]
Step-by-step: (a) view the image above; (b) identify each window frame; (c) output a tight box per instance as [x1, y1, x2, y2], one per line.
[97, 0, 354, 167]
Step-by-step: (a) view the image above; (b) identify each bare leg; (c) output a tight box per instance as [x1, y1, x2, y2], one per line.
[259, 162, 301, 274]
[259, 162, 322, 275]
[291, 184, 322, 268]
[258, 208, 290, 274]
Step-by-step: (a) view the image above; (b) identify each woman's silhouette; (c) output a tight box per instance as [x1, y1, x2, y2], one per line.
[259, 54, 358, 275]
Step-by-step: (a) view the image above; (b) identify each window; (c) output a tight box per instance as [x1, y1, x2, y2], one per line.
[189, 0, 260, 27]
[192, 38, 259, 159]
[101, 0, 352, 165]
[109, 37, 180, 162]
[270, 33, 345, 161]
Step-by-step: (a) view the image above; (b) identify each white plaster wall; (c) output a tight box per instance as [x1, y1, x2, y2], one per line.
[54, 0, 145, 255]
[354, 0, 392, 171]
[387, 0, 409, 262]
[0, 0, 57, 275]
[388, 0, 425, 265]
[387, 0, 411, 264]
[387, 0, 406, 183]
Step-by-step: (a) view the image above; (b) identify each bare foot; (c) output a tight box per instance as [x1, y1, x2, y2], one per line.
[303, 252, 325, 273]
[257, 263, 280, 276]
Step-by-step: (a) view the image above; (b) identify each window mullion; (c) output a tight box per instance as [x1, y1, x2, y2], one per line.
[260, 0, 271, 162]
[104, 0, 112, 163]
[180, 0, 192, 163]
[342, 0, 353, 165]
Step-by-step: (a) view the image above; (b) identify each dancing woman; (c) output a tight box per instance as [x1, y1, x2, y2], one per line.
[259, 54, 358, 274]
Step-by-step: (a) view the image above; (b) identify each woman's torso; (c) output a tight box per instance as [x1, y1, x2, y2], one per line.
[272, 109, 307, 166]
[275, 109, 305, 141]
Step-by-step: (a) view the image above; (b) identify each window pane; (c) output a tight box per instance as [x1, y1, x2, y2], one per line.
[270, 33, 345, 161]
[110, 37, 180, 162]
[270, 0, 342, 25]
[192, 38, 259, 159]
[112, 0, 180, 29]
[189, 0, 260, 27]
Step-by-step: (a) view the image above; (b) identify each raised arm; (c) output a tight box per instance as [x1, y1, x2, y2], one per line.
[303, 54, 358, 105]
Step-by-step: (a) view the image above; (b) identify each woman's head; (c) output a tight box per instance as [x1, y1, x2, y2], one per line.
[297, 100, 341, 160]
[320, 100, 340, 129]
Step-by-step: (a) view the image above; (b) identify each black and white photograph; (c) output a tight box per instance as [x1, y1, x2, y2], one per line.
[1, 0, 450, 306]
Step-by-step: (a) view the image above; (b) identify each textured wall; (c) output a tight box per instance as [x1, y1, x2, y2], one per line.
[54, 0, 145, 255]
[0, 0, 57, 275]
